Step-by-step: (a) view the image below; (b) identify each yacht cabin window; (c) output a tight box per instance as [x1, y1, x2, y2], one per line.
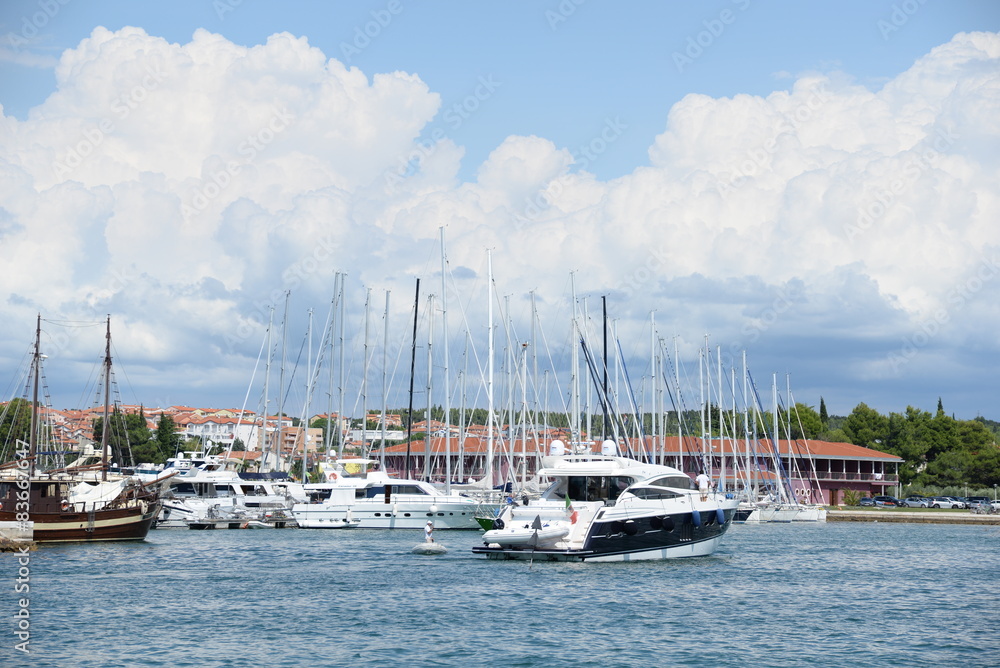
[563, 476, 636, 503]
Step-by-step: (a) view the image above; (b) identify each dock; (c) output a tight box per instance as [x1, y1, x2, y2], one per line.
[827, 509, 1000, 525]
[186, 517, 297, 530]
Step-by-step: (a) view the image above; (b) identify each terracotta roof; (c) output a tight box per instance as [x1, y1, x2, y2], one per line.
[380, 435, 902, 461]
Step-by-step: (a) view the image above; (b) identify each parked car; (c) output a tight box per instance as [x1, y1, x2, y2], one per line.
[946, 497, 967, 509]
[902, 496, 929, 508]
[928, 496, 961, 509]
[968, 498, 994, 513]
[873, 495, 902, 506]
[858, 497, 876, 507]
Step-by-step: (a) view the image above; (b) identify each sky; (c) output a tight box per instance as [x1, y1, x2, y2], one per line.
[1, 1, 999, 425]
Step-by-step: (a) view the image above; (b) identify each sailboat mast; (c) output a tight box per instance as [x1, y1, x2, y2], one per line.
[27, 314, 41, 477]
[302, 309, 313, 482]
[601, 296, 608, 442]
[425, 293, 434, 481]
[277, 291, 289, 466]
[261, 306, 273, 471]
[440, 227, 451, 494]
[337, 276, 347, 459]
[325, 276, 338, 460]
[101, 315, 111, 481]
[362, 287, 371, 458]
[570, 272, 579, 446]
[486, 250, 494, 488]
[379, 289, 390, 470]
[405, 278, 420, 480]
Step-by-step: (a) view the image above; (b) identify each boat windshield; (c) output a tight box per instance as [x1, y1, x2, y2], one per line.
[646, 475, 696, 490]
[362, 484, 428, 498]
[560, 475, 635, 503]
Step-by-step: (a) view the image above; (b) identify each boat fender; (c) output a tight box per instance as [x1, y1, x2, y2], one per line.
[649, 516, 663, 530]
[691, 510, 702, 527]
[61, 500, 70, 511]
[623, 520, 638, 535]
[716, 508, 726, 525]
[492, 518, 505, 530]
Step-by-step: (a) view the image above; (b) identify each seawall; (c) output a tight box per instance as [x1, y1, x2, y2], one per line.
[827, 509, 1000, 525]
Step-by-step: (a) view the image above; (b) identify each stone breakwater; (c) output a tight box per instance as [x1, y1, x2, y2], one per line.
[827, 509, 1000, 525]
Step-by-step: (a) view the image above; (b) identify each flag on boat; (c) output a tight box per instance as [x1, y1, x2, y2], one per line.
[564, 494, 578, 524]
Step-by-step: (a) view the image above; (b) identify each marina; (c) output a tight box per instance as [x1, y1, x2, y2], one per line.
[8, 520, 998, 667]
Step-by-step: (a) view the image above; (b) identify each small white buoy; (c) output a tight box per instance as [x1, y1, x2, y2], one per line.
[412, 542, 448, 555]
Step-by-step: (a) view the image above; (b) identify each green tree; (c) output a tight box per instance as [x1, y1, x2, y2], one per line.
[0, 398, 34, 453]
[92, 406, 153, 467]
[787, 403, 822, 440]
[819, 397, 829, 428]
[843, 403, 889, 449]
[154, 413, 182, 462]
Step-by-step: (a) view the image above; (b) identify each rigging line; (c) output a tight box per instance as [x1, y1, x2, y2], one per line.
[108, 339, 142, 409]
[231, 319, 271, 458]
[40, 318, 104, 328]
[279, 325, 310, 412]
[745, 370, 795, 499]
[615, 336, 650, 462]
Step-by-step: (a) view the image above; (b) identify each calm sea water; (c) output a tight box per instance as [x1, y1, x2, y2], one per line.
[4, 521, 999, 667]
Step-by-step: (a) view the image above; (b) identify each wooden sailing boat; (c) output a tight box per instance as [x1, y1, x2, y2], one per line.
[0, 315, 165, 542]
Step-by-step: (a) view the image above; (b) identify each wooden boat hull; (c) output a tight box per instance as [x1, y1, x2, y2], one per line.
[0, 502, 160, 543]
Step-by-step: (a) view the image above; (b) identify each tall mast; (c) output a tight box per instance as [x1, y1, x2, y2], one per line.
[325, 275, 338, 460]
[277, 291, 289, 465]
[601, 296, 608, 441]
[440, 227, 452, 493]
[361, 287, 371, 458]
[262, 306, 273, 470]
[570, 272, 579, 446]
[101, 315, 111, 481]
[302, 309, 313, 482]
[425, 293, 434, 482]
[337, 277, 346, 459]
[485, 250, 495, 488]
[650, 311, 657, 464]
[27, 314, 41, 477]
[405, 279, 420, 479]
[379, 289, 390, 470]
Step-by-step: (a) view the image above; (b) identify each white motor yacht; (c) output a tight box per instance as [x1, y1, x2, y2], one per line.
[292, 458, 480, 529]
[473, 441, 739, 562]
